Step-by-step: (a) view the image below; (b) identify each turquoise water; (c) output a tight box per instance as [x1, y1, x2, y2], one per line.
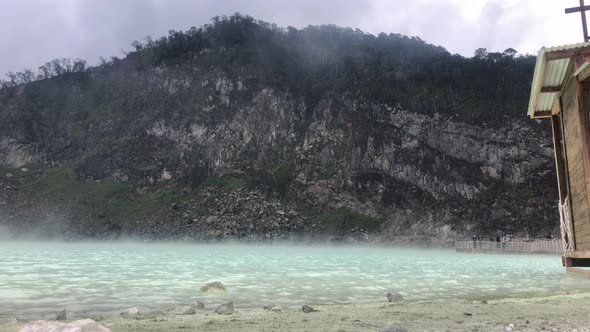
[1, 241, 590, 318]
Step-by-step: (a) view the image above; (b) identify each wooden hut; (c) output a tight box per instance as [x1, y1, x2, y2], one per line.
[528, 42, 590, 272]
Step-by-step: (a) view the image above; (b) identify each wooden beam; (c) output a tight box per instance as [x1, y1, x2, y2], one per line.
[565, 5, 590, 14]
[576, 62, 590, 82]
[567, 249, 590, 258]
[560, 94, 577, 251]
[541, 86, 562, 93]
[552, 115, 569, 203]
[570, 0, 589, 41]
[566, 266, 590, 277]
[582, 0, 589, 42]
[574, 56, 590, 238]
[579, 53, 590, 68]
[545, 51, 577, 61]
[552, 93, 561, 115]
[532, 110, 552, 118]
[544, 51, 590, 62]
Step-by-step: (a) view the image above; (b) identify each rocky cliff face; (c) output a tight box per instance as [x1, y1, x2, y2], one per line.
[0, 23, 558, 243]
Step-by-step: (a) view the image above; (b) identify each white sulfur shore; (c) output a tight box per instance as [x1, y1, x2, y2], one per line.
[2, 293, 590, 332]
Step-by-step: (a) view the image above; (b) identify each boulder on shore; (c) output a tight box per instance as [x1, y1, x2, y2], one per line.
[215, 301, 234, 315]
[200, 282, 227, 293]
[165, 305, 195, 315]
[19, 319, 111, 332]
[191, 301, 205, 310]
[386, 290, 404, 302]
[302, 305, 314, 313]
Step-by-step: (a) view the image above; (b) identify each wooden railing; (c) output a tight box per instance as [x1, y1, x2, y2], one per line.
[455, 240, 562, 254]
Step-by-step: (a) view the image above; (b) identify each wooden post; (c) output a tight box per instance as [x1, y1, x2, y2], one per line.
[552, 115, 568, 203]
[582, 0, 589, 42]
[559, 95, 577, 251]
[575, 69, 590, 220]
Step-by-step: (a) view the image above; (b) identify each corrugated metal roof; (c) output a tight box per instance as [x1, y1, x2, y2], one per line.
[527, 52, 546, 117]
[541, 41, 590, 53]
[537, 92, 555, 112]
[528, 42, 590, 118]
[543, 58, 569, 87]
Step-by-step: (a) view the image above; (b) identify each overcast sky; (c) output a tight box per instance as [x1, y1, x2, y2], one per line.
[0, 0, 585, 74]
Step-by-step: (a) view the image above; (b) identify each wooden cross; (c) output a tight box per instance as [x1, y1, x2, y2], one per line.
[566, 0, 590, 42]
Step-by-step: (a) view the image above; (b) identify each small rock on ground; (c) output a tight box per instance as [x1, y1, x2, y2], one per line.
[263, 304, 275, 310]
[302, 305, 314, 313]
[56, 309, 67, 321]
[166, 305, 195, 315]
[386, 290, 404, 302]
[191, 301, 205, 310]
[120, 307, 141, 316]
[200, 281, 227, 293]
[379, 323, 409, 332]
[215, 301, 234, 315]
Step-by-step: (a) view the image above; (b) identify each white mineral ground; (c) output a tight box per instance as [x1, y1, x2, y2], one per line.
[2, 293, 590, 332]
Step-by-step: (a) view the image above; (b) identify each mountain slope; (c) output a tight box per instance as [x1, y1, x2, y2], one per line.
[0, 14, 557, 242]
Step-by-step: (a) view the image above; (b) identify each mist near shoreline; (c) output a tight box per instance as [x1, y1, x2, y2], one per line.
[0, 216, 441, 247]
[0, 234, 440, 249]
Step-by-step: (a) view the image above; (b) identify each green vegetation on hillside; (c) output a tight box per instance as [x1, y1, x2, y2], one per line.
[106, 189, 179, 221]
[1, 13, 535, 124]
[129, 14, 535, 122]
[318, 167, 337, 180]
[12, 164, 130, 202]
[314, 208, 384, 233]
[11, 164, 181, 221]
[198, 176, 245, 192]
[271, 162, 295, 196]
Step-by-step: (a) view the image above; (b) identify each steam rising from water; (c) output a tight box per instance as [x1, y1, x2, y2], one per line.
[1, 241, 590, 319]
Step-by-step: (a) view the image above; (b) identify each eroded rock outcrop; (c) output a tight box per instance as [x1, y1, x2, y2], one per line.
[0, 37, 558, 242]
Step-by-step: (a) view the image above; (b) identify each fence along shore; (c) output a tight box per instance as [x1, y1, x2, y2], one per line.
[455, 240, 562, 254]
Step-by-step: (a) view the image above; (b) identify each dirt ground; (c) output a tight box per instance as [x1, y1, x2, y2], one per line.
[3, 293, 590, 332]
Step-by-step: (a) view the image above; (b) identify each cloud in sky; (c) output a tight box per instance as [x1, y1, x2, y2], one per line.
[0, 0, 585, 74]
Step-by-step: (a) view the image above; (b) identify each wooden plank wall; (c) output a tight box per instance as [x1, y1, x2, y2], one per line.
[563, 79, 590, 249]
